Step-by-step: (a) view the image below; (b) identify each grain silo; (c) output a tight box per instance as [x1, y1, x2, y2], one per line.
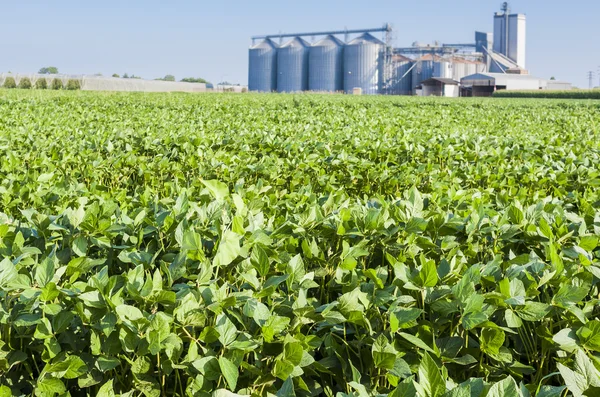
[388, 55, 414, 95]
[277, 37, 310, 93]
[412, 54, 442, 94]
[451, 58, 486, 82]
[309, 35, 344, 92]
[343, 33, 384, 95]
[248, 39, 278, 92]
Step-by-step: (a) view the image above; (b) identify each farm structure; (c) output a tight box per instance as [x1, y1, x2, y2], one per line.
[248, 3, 566, 95]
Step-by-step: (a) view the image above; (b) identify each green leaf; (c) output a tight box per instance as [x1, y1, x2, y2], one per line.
[36, 377, 66, 394]
[416, 257, 438, 288]
[215, 314, 237, 347]
[536, 385, 566, 397]
[390, 308, 423, 332]
[390, 379, 418, 397]
[0, 257, 18, 287]
[576, 320, 600, 352]
[182, 229, 201, 251]
[399, 332, 437, 355]
[516, 302, 551, 321]
[97, 380, 116, 397]
[480, 328, 505, 356]
[116, 304, 144, 322]
[418, 352, 446, 397]
[214, 230, 242, 267]
[486, 376, 520, 397]
[218, 356, 238, 391]
[277, 377, 296, 397]
[508, 205, 524, 224]
[553, 328, 580, 353]
[552, 284, 589, 308]
[201, 179, 229, 200]
[284, 342, 304, 366]
[372, 334, 397, 370]
[34, 318, 53, 340]
[442, 384, 471, 397]
[558, 363, 587, 397]
[72, 235, 88, 257]
[35, 255, 56, 288]
[250, 245, 270, 277]
[0, 385, 12, 397]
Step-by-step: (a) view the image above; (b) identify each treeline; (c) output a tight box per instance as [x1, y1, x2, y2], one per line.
[2, 77, 80, 90]
[493, 89, 600, 99]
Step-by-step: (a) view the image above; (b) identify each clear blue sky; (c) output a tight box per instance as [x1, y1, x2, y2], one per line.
[1, 0, 598, 88]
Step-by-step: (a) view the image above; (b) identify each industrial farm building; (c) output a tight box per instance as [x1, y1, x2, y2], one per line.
[248, 3, 565, 96]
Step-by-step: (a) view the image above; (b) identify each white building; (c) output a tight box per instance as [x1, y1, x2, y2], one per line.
[460, 73, 544, 96]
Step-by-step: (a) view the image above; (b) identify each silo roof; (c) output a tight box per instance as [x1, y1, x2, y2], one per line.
[347, 33, 384, 45]
[251, 38, 279, 49]
[281, 37, 310, 48]
[417, 54, 445, 62]
[313, 35, 344, 47]
[392, 54, 412, 62]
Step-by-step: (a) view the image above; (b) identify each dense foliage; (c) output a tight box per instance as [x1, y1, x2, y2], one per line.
[493, 90, 600, 99]
[35, 79, 48, 90]
[50, 79, 63, 90]
[2, 77, 16, 89]
[0, 92, 600, 397]
[17, 78, 32, 90]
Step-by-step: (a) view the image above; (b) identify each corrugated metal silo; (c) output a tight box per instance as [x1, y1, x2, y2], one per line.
[248, 39, 278, 92]
[343, 33, 384, 95]
[388, 55, 413, 95]
[309, 35, 344, 92]
[277, 37, 310, 93]
[434, 60, 452, 79]
[412, 55, 437, 94]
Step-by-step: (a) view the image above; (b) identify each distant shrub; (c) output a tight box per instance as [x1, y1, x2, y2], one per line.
[493, 90, 600, 99]
[242, 87, 248, 93]
[3, 77, 16, 89]
[51, 78, 63, 90]
[18, 77, 32, 89]
[66, 79, 81, 90]
[35, 78, 48, 89]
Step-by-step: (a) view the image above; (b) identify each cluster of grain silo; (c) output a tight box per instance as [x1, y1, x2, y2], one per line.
[248, 32, 385, 94]
[386, 55, 413, 95]
[248, 39, 278, 92]
[248, 5, 529, 96]
[309, 35, 344, 92]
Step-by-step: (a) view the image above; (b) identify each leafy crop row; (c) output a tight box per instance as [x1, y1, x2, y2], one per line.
[493, 90, 600, 99]
[0, 91, 599, 396]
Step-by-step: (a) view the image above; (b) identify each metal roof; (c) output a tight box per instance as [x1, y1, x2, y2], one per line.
[251, 38, 279, 49]
[421, 77, 459, 85]
[281, 37, 310, 48]
[313, 35, 345, 47]
[347, 33, 384, 46]
[460, 73, 543, 87]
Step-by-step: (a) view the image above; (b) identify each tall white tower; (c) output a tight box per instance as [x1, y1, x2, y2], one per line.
[492, 3, 526, 68]
[508, 14, 526, 69]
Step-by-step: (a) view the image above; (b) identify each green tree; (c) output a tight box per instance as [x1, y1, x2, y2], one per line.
[66, 79, 81, 90]
[123, 73, 129, 79]
[112, 73, 120, 78]
[180, 77, 210, 84]
[51, 78, 63, 90]
[35, 78, 48, 89]
[39, 66, 59, 74]
[18, 77, 32, 89]
[3, 77, 16, 88]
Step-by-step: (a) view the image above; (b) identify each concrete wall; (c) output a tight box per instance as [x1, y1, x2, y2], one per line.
[444, 85, 459, 97]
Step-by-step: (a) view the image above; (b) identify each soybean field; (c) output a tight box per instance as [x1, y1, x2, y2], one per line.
[1, 91, 600, 397]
